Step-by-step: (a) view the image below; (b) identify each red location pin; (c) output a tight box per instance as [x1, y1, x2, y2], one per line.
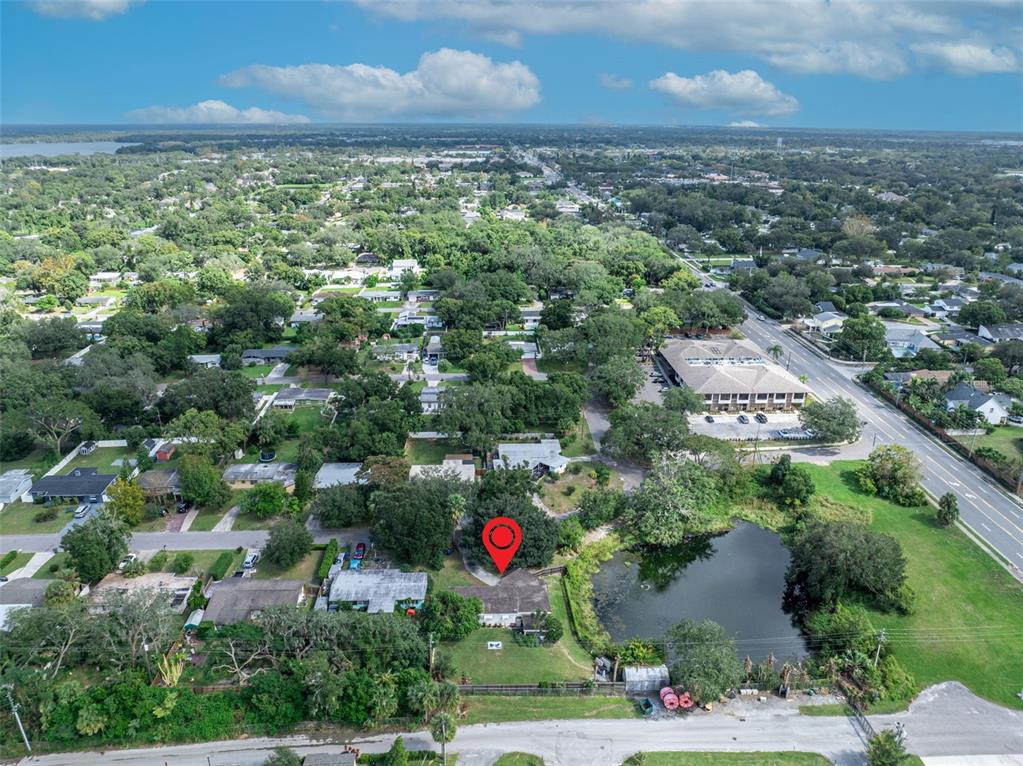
[482, 516, 522, 574]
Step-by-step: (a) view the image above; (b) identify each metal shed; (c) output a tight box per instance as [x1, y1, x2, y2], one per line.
[623, 664, 670, 694]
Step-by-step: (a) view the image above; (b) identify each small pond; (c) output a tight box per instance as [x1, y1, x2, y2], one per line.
[591, 521, 807, 661]
[0, 141, 138, 158]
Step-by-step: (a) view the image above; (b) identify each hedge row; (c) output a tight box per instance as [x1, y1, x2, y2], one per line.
[562, 534, 620, 655]
[209, 551, 235, 581]
[0, 550, 18, 569]
[318, 539, 339, 580]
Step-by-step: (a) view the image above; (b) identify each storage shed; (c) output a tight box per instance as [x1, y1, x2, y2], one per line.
[623, 664, 670, 694]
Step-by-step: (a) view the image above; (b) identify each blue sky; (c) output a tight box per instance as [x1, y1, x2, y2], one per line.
[2, 0, 1021, 131]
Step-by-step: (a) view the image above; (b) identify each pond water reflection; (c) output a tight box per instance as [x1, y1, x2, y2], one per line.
[591, 522, 807, 661]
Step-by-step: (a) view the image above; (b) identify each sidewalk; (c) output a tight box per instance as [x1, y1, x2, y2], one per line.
[211, 505, 241, 533]
[7, 551, 53, 579]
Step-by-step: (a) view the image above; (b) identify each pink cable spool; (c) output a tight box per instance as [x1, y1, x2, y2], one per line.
[660, 686, 680, 709]
[678, 692, 695, 709]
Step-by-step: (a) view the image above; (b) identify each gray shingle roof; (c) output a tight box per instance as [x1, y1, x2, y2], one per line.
[203, 579, 306, 625]
[452, 569, 550, 615]
[30, 468, 116, 498]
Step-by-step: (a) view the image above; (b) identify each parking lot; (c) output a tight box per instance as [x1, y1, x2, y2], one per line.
[687, 411, 806, 441]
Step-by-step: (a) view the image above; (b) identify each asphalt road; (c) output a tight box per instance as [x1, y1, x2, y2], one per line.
[685, 265, 1023, 580]
[0, 529, 365, 554]
[15, 683, 1021, 766]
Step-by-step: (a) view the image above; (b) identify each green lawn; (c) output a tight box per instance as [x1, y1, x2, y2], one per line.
[493, 754, 544, 766]
[241, 364, 275, 378]
[187, 505, 232, 532]
[59, 447, 133, 476]
[253, 549, 323, 583]
[0, 447, 58, 479]
[804, 461, 1023, 709]
[423, 552, 477, 590]
[622, 754, 832, 766]
[538, 462, 623, 516]
[445, 577, 592, 684]
[0, 552, 33, 577]
[0, 502, 70, 534]
[255, 384, 286, 394]
[461, 696, 637, 725]
[150, 549, 245, 578]
[561, 418, 596, 458]
[289, 406, 327, 433]
[231, 509, 276, 531]
[405, 438, 464, 465]
[954, 425, 1023, 464]
[536, 358, 587, 375]
[237, 438, 301, 463]
[33, 552, 69, 578]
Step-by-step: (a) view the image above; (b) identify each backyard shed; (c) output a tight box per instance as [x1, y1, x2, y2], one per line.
[623, 664, 670, 694]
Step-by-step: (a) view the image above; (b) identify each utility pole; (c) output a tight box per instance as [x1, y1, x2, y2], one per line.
[428, 632, 435, 677]
[873, 628, 887, 668]
[440, 715, 447, 765]
[3, 684, 31, 753]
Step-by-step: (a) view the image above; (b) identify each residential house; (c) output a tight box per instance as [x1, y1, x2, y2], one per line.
[136, 469, 181, 499]
[814, 301, 839, 314]
[222, 462, 298, 492]
[391, 310, 443, 330]
[203, 579, 306, 625]
[872, 265, 916, 277]
[926, 297, 968, 319]
[358, 289, 401, 303]
[869, 301, 927, 319]
[354, 252, 382, 266]
[407, 289, 439, 303]
[933, 327, 991, 351]
[88, 271, 122, 288]
[883, 324, 940, 359]
[76, 321, 105, 340]
[328, 570, 428, 614]
[386, 259, 422, 281]
[507, 340, 539, 359]
[0, 469, 33, 505]
[494, 440, 569, 477]
[882, 370, 955, 391]
[187, 353, 222, 368]
[944, 383, 1012, 425]
[91, 572, 197, 614]
[288, 310, 322, 328]
[0, 579, 50, 630]
[76, 295, 115, 308]
[452, 569, 550, 628]
[302, 754, 356, 766]
[419, 385, 442, 414]
[409, 456, 476, 483]
[657, 338, 810, 412]
[272, 387, 334, 410]
[242, 346, 295, 365]
[520, 308, 542, 330]
[980, 271, 1023, 288]
[729, 258, 756, 274]
[423, 335, 445, 364]
[29, 468, 116, 504]
[313, 462, 363, 490]
[978, 323, 1023, 343]
[805, 311, 847, 337]
[371, 342, 419, 362]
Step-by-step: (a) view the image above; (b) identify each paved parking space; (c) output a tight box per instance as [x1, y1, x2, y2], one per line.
[688, 412, 804, 441]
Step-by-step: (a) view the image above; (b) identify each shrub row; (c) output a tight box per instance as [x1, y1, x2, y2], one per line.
[209, 551, 236, 580]
[562, 534, 620, 655]
[0, 549, 18, 569]
[318, 539, 339, 580]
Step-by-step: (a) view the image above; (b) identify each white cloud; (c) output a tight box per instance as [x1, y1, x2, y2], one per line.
[126, 100, 310, 125]
[29, 0, 142, 20]
[650, 70, 799, 116]
[219, 48, 540, 120]
[912, 42, 1021, 75]
[728, 120, 765, 128]
[599, 73, 633, 90]
[357, 0, 1021, 79]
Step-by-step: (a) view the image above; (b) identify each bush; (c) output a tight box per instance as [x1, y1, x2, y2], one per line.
[318, 539, 340, 580]
[122, 558, 146, 577]
[0, 550, 17, 569]
[148, 550, 169, 572]
[171, 552, 195, 575]
[209, 551, 235, 580]
[34, 508, 59, 523]
[0, 431, 35, 461]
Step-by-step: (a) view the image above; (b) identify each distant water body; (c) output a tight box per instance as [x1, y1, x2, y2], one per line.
[0, 141, 137, 158]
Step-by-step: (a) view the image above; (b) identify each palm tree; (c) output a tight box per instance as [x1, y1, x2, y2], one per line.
[768, 344, 784, 363]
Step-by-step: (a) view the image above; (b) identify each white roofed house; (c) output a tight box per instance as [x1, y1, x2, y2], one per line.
[328, 570, 427, 614]
[313, 462, 363, 489]
[494, 440, 569, 477]
[944, 383, 1012, 426]
[419, 385, 442, 414]
[409, 455, 476, 483]
[187, 353, 222, 368]
[804, 311, 847, 337]
[883, 324, 940, 359]
[288, 309, 322, 328]
[271, 387, 335, 410]
[0, 469, 33, 506]
[386, 258, 422, 280]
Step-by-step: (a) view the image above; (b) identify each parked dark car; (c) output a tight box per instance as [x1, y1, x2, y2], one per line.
[755, 412, 768, 423]
[704, 415, 715, 423]
[737, 414, 750, 424]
